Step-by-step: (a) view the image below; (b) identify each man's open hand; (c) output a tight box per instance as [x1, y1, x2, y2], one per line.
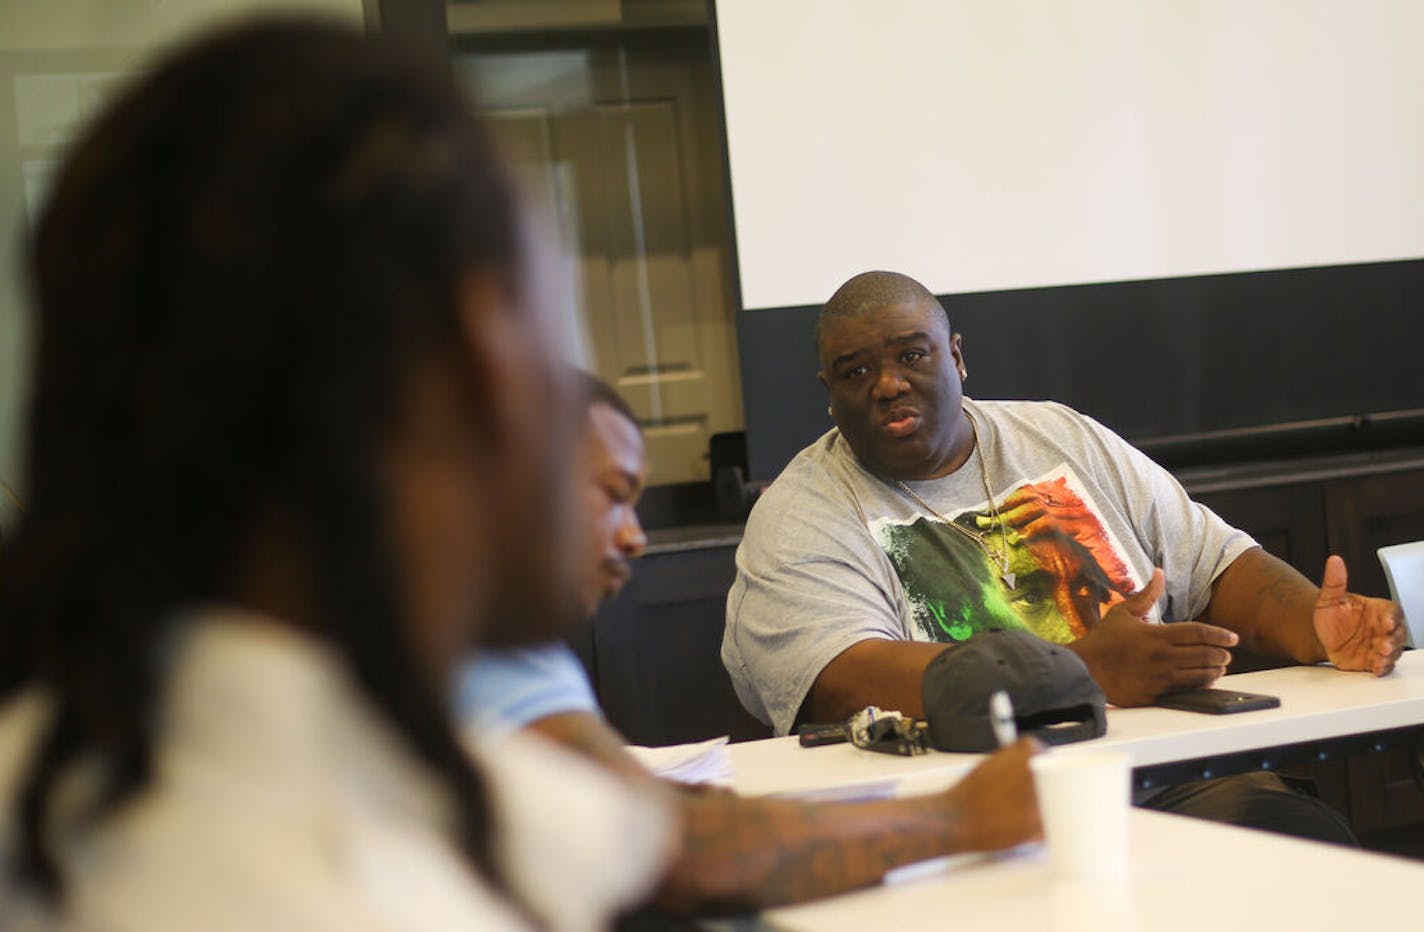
[1067, 568, 1239, 706]
[1313, 555, 1405, 676]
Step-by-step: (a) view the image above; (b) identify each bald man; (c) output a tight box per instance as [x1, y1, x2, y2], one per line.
[724, 270, 1404, 844]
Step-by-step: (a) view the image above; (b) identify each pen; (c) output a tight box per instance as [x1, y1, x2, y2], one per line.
[990, 690, 1017, 748]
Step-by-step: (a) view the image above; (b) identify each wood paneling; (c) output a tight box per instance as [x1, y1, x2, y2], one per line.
[576, 545, 770, 746]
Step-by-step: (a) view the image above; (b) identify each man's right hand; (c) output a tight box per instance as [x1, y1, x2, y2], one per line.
[942, 737, 1043, 852]
[1067, 568, 1238, 706]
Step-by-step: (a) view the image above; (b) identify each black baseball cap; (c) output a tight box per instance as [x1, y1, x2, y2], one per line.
[920, 628, 1106, 752]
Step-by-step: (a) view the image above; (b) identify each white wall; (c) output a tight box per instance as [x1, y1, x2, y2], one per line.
[0, 0, 364, 529]
[716, 0, 1424, 310]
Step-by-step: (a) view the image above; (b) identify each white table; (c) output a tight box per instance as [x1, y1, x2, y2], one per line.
[757, 808, 1424, 932]
[728, 650, 1424, 801]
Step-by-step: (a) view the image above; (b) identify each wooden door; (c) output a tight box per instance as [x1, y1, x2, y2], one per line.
[469, 39, 742, 485]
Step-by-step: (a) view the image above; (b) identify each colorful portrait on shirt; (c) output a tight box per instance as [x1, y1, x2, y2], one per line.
[875, 468, 1141, 644]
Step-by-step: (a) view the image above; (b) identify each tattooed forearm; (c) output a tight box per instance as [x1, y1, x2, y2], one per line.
[1207, 547, 1325, 662]
[654, 787, 964, 916]
[1258, 560, 1315, 614]
[646, 736, 1042, 915]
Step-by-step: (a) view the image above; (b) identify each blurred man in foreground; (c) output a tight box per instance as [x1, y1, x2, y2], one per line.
[0, 19, 669, 930]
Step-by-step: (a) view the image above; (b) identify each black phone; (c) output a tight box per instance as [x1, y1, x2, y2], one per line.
[1155, 687, 1281, 715]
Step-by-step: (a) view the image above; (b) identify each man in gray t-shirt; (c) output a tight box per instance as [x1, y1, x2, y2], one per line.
[724, 397, 1261, 736]
[723, 270, 1404, 757]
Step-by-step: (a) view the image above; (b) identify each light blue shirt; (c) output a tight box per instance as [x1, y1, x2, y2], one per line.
[458, 643, 601, 732]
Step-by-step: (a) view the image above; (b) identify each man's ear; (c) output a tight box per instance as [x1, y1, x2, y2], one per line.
[950, 332, 965, 369]
[449, 267, 578, 647]
[453, 267, 569, 457]
[452, 262, 575, 479]
[817, 370, 829, 390]
[452, 270, 511, 447]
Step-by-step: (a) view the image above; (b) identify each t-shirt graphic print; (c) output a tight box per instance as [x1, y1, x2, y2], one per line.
[872, 465, 1145, 644]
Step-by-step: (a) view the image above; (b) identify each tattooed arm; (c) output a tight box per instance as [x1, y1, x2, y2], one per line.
[654, 737, 1042, 916]
[519, 707, 1041, 916]
[1205, 547, 1404, 675]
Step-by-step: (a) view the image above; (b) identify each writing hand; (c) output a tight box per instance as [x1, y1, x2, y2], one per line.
[1313, 555, 1405, 676]
[943, 737, 1043, 851]
[1066, 568, 1239, 706]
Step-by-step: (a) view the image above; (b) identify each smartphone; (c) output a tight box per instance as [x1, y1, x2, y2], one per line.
[1155, 687, 1281, 715]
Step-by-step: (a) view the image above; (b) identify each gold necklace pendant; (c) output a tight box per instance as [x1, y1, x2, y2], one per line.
[893, 408, 1017, 590]
[975, 517, 1016, 589]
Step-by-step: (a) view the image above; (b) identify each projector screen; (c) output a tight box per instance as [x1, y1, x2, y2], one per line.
[715, 0, 1424, 311]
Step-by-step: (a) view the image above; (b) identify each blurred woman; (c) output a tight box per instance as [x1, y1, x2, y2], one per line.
[0, 17, 670, 930]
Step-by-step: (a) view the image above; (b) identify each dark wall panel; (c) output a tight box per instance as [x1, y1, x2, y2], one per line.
[740, 259, 1424, 481]
[579, 546, 771, 746]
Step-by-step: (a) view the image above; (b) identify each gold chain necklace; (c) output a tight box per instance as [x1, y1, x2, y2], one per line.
[893, 410, 1017, 589]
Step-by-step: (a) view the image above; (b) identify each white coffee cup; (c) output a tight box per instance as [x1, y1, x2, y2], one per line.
[1030, 749, 1131, 882]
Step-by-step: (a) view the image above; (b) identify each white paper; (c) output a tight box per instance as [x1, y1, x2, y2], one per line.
[626, 735, 732, 786]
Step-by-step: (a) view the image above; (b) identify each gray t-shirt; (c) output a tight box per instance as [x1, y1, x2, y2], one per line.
[722, 398, 1258, 735]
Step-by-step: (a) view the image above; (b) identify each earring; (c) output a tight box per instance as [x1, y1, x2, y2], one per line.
[826, 405, 834, 417]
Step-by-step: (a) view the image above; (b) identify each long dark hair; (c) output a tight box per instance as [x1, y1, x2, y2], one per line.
[0, 18, 523, 901]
